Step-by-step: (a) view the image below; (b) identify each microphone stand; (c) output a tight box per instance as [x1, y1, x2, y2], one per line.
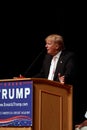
[23, 48, 46, 77]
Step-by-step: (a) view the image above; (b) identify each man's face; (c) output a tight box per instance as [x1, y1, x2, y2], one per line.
[45, 41, 59, 56]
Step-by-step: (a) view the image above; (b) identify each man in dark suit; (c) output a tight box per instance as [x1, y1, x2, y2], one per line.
[34, 34, 77, 130]
[35, 34, 76, 85]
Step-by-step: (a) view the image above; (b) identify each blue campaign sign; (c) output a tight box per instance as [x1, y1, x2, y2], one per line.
[0, 80, 33, 127]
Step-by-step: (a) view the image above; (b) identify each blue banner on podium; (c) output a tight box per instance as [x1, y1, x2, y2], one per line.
[0, 80, 33, 127]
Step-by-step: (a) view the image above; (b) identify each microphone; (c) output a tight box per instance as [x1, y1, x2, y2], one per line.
[23, 48, 46, 77]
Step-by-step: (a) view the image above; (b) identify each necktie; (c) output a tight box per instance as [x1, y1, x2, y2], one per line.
[48, 56, 57, 80]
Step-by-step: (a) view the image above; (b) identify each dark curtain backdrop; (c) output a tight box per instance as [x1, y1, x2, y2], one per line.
[0, 2, 87, 126]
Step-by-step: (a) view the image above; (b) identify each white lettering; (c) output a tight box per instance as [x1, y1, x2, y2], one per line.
[25, 88, 30, 98]
[9, 88, 15, 99]
[1, 88, 30, 99]
[16, 88, 23, 99]
[2, 89, 7, 99]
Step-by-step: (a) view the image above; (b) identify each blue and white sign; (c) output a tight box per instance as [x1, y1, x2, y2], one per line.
[0, 80, 33, 127]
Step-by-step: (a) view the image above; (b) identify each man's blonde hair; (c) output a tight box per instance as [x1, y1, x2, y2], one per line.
[45, 34, 64, 49]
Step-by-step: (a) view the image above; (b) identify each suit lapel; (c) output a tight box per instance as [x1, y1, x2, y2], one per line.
[46, 55, 53, 78]
[54, 51, 64, 80]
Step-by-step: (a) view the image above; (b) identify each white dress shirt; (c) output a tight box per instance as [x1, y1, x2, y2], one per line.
[85, 111, 87, 118]
[48, 51, 62, 80]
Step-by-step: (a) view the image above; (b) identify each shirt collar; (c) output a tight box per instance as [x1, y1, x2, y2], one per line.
[54, 51, 62, 58]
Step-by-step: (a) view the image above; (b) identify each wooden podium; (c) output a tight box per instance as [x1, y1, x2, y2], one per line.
[0, 78, 73, 130]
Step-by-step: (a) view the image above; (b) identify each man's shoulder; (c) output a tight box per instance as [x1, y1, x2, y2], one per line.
[61, 49, 75, 58]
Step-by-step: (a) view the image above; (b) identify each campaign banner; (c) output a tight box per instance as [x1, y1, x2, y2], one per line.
[0, 80, 33, 127]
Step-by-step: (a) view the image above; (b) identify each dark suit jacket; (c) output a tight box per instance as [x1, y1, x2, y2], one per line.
[35, 49, 76, 85]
